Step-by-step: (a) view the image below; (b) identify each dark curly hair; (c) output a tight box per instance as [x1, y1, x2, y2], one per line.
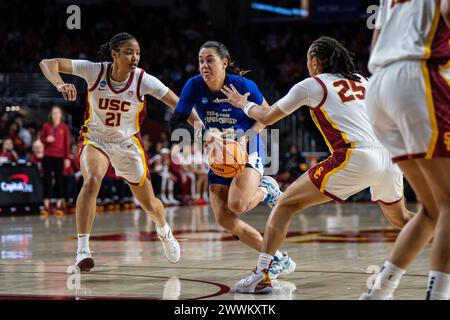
[308, 36, 359, 81]
[98, 32, 137, 60]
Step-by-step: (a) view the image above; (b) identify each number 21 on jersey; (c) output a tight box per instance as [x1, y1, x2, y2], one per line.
[98, 98, 130, 127]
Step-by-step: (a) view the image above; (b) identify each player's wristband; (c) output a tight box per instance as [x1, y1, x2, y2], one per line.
[243, 102, 257, 116]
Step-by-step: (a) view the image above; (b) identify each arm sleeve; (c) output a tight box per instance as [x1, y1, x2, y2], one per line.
[277, 77, 324, 115]
[71, 60, 103, 86]
[139, 72, 170, 99]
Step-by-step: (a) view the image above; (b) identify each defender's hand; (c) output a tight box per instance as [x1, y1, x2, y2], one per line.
[217, 84, 250, 108]
[56, 82, 77, 101]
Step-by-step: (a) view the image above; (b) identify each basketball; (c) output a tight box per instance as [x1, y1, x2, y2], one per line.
[208, 140, 248, 178]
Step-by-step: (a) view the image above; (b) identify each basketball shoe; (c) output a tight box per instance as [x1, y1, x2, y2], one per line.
[158, 228, 181, 263]
[76, 249, 95, 272]
[269, 252, 296, 279]
[260, 176, 283, 208]
[235, 268, 273, 294]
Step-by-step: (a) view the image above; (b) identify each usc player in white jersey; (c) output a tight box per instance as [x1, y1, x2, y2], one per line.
[218, 36, 416, 293]
[360, 0, 450, 300]
[39, 32, 201, 271]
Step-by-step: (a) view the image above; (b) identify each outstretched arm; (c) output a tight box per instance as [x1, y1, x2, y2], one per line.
[218, 84, 289, 126]
[250, 99, 270, 132]
[39, 58, 77, 101]
[237, 98, 269, 147]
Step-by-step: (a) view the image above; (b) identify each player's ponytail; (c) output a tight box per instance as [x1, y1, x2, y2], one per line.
[200, 41, 250, 76]
[309, 36, 360, 81]
[226, 61, 250, 76]
[97, 32, 137, 61]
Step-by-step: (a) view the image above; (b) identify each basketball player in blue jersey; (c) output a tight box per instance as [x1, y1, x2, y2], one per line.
[170, 41, 296, 279]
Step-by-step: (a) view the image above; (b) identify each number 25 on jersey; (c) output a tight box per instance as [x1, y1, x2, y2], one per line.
[333, 79, 365, 103]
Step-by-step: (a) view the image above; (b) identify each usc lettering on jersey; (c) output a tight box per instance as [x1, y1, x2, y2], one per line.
[80, 63, 147, 143]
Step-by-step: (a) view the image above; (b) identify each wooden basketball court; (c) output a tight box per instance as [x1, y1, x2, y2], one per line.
[0, 203, 428, 300]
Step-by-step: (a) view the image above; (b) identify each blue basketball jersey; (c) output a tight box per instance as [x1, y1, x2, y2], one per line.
[176, 74, 265, 156]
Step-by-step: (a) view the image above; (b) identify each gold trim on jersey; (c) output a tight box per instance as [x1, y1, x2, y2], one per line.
[422, 3, 441, 158]
[82, 92, 97, 148]
[322, 108, 354, 147]
[132, 136, 148, 186]
[135, 101, 145, 132]
[422, 62, 439, 159]
[423, 1, 441, 59]
[309, 104, 355, 192]
[310, 109, 334, 152]
[310, 107, 356, 154]
[320, 148, 353, 192]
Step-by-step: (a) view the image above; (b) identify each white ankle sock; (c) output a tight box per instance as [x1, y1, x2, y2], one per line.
[369, 261, 405, 297]
[77, 234, 90, 252]
[256, 253, 273, 273]
[157, 223, 171, 237]
[426, 270, 450, 300]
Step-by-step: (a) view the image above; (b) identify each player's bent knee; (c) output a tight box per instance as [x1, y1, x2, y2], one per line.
[276, 197, 304, 213]
[82, 175, 103, 193]
[227, 199, 247, 215]
[215, 215, 235, 231]
[421, 206, 440, 224]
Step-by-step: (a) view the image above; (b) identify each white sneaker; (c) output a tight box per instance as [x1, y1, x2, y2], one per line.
[235, 268, 272, 294]
[158, 229, 181, 263]
[260, 176, 283, 208]
[269, 252, 296, 279]
[76, 249, 95, 272]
